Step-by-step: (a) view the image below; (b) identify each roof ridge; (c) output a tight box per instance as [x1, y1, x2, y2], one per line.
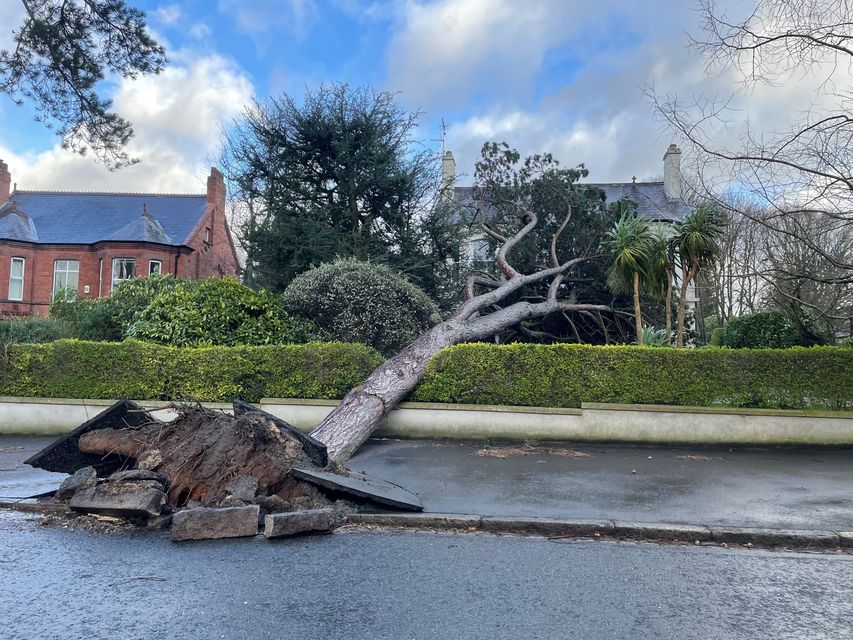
[12, 190, 205, 197]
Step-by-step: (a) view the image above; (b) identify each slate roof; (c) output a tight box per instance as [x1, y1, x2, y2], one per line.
[451, 182, 691, 224]
[0, 207, 38, 242]
[0, 191, 208, 245]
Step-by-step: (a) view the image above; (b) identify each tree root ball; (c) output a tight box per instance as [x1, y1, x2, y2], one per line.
[78, 406, 327, 508]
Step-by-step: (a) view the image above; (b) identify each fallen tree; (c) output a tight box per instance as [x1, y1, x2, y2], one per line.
[310, 207, 609, 462]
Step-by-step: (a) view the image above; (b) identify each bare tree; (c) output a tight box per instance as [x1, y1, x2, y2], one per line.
[707, 208, 765, 323]
[650, 0, 853, 289]
[309, 207, 608, 463]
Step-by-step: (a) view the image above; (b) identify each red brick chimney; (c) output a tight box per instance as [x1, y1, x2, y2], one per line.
[206, 167, 226, 211]
[0, 160, 11, 206]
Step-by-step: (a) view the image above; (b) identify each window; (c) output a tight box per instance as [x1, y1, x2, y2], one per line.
[148, 260, 162, 276]
[204, 227, 211, 244]
[53, 259, 80, 300]
[111, 258, 136, 291]
[8, 257, 24, 301]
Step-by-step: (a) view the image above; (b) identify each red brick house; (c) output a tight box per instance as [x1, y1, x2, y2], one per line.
[0, 161, 239, 316]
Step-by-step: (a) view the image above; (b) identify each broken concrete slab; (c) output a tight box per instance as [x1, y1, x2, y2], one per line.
[291, 467, 422, 512]
[224, 475, 258, 502]
[171, 505, 260, 541]
[107, 469, 169, 487]
[57, 466, 97, 500]
[264, 508, 336, 538]
[24, 399, 155, 475]
[233, 401, 328, 467]
[69, 480, 166, 519]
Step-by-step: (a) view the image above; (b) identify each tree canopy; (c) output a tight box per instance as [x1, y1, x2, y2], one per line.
[220, 83, 453, 296]
[464, 142, 632, 344]
[0, 0, 166, 168]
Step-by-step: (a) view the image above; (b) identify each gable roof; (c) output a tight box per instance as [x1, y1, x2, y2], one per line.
[0, 191, 208, 246]
[0, 207, 38, 242]
[451, 181, 691, 224]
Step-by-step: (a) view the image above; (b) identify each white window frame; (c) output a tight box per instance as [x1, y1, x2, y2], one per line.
[148, 260, 162, 276]
[204, 227, 211, 244]
[111, 257, 136, 291]
[8, 257, 24, 301]
[53, 259, 80, 300]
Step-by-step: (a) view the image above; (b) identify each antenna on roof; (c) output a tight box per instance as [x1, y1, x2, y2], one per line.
[632, 176, 637, 184]
[431, 119, 448, 156]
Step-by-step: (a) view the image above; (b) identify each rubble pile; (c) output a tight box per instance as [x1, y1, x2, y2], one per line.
[27, 400, 422, 541]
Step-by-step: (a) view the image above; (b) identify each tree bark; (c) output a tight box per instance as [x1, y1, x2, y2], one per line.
[664, 271, 673, 345]
[676, 262, 699, 348]
[633, 270, 644, 345]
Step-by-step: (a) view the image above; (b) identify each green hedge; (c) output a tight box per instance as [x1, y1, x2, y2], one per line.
[413, 343, 853, 410]
[1, 340, 850, 411]
[0, 340, 383, 403]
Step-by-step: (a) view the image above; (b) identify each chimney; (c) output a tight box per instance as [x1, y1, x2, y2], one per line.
[0, 160, 11, 206]
[207, 166, 225, 210]
[663, 144, 682, 200]
[441, 150, 456, 202]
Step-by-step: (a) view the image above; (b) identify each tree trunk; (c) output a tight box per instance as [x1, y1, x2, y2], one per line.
[676, 262, 698, 348]
[664, 271, 673, 346]
[633, 271, 644, 345]
[310, 297, 609, 463]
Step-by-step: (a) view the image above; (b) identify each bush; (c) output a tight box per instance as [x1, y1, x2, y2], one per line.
[0, 317, 73, 344]
[283, 258, 441, 355]
[721, 311, 808, 349]
[413, 343, 853, 410]
[126, 278, 321, 347]
[709, 327, 726, 346]
[0, 340, 383, 403]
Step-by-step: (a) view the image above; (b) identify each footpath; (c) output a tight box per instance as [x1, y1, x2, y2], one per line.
[3, 435, 853, 549]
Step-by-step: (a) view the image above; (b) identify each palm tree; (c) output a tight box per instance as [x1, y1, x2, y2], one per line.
[604, 213, 653, 345]
[672, 205, 726, 347]
[646, 225, 676, 345]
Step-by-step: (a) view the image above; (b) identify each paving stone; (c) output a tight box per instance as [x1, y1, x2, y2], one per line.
[291, 467, 422, 512]
[69, 480, 166, 518]
[171, 505, 260, 541]
[57, 466, 97, 500]
[264, 508, 335, 538]
[107, 469, 169, 487]
[25, 399, 156, 475]
[224, 475, 258, 502]
[233, 401, 328, 467]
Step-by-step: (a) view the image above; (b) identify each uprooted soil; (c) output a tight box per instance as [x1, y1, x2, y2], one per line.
[77, 406, 327, 508]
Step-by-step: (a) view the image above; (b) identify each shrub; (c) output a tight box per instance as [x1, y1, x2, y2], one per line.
[283, 258, 441, 355]
[709, 327, 726, 346]
[721, 311, 807, 349]
[0, 340, 383, 403]
[49, 294, 122, 341]
[126, 278, 320, 347]
[0, 317, 73, 344]
[413, 343, 852, 410]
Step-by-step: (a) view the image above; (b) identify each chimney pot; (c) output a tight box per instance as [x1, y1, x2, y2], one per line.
[0, 160, 11, 206]
[663, 144, 682, 200]
[441, 151, 456, 202]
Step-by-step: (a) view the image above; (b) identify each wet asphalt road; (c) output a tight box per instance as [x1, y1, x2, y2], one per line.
[2, 511, 853, 640]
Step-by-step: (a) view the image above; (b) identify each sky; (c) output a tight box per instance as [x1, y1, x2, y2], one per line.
[0, 0, 804, 194]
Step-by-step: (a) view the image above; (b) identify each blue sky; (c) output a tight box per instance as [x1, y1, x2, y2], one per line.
[0, 0, 773, 194]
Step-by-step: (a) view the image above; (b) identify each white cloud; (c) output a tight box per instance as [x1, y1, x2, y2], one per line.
[188, 23, 213, 40]
[0, 53, 254, 194]
[0, 2, 26, 51]
[153, 5, 182, 25]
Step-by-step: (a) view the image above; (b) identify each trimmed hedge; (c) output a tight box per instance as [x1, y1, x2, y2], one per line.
[412, 343, 853, 410]
[0, 340, 383, 403]
[1, 340, 850, 411]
